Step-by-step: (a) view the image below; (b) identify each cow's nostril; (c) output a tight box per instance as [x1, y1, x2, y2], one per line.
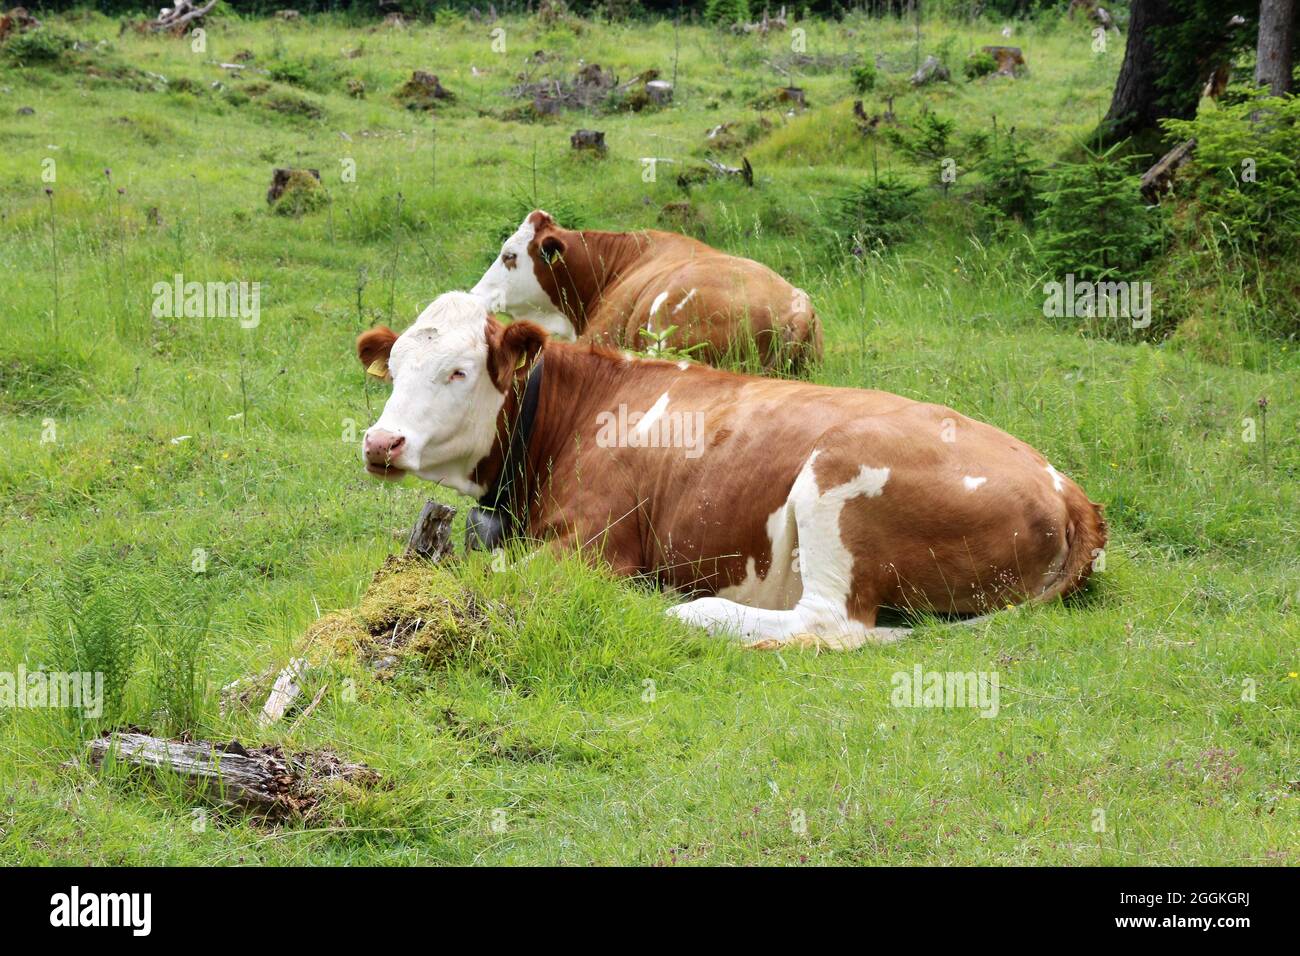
[364, 430, 406, 465]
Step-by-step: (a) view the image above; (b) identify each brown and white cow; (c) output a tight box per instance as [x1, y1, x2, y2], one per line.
[358, 292, 1106, 650]
[470, 210, 823, 371]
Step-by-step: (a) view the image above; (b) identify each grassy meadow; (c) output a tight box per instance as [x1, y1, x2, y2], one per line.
[0, 7, 1296, 865]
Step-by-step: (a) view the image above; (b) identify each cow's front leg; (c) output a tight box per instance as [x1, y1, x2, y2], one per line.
[667, 595, 907, 651]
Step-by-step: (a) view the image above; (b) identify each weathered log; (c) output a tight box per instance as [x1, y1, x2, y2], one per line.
[733, 5, 788, 34]
[570, 128, 608, 154]
[1140, 137, 1197, 203]
[83, 733, 378, 819]
[406, 500, 456, 563]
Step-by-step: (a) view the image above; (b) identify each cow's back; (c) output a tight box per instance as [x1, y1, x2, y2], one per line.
[585, 233, 823, 370]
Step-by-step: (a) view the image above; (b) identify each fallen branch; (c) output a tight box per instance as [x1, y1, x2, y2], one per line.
[259, 657, 309, 727]
[1140, 137, 1196, 203]
[705, 156, 754, 186]
[148, 0, 217, 34]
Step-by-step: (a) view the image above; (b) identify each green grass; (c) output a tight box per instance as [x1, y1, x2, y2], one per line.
[0, 8, 1296, 866]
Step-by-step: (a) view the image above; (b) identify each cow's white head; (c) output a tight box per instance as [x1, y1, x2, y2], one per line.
[470, 210, 577, 340]
[357, 291, 547, 496]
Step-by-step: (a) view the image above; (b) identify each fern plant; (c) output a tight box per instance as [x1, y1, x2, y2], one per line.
[41, 551, 145, 729]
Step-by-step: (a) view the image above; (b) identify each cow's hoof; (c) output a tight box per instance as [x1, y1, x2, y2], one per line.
[745, 638, 787, 652]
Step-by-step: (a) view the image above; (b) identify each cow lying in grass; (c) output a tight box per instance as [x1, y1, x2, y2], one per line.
[470, 210, 823, 372]
[357, 292, 1106, 650]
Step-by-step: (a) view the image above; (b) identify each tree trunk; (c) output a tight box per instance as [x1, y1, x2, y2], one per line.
[1101, 0, 1184, 143]
[1255, 0, 1296, 95]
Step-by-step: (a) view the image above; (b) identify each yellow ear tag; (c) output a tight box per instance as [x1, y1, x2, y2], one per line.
[366, 358, 389, 379]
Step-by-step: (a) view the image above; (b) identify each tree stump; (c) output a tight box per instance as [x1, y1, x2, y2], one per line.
[645, 80, 674, 106]
[266, 167, 320, 204]
[396, 71, 455, 110]
[777, 86, 806, 108]
[981, 46, 1026, 77]
[570, 129, 608, 154]
[406, 500, 456, 563]
[910, 56, 951, 86]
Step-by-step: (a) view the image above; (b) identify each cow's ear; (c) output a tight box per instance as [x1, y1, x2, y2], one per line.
[539, 234, 565, 265]
[488, 319, 547, 391]
[357, 326, 398, 381]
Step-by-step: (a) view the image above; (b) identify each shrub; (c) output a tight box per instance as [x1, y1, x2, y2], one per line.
[704, 0, 750, 25]
[1038, 140, 1164, 282]
[964, 50, 997, 80]
[976, 127, 1042, 227]
[850, 58, 876, 94]
[1162, 87, 1300, 255]
[829, 174, 923, 251]
[1, 27, 74, 65]
[886, 110, 956, 159]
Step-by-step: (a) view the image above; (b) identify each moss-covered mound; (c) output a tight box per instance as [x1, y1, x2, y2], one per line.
[301, 557, 494, 673]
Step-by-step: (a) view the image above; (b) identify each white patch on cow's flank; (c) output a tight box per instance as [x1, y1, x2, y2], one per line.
[1045, 464, 1064, 493]
[963, 475, 987, 491]
[670, 452, 900, 650]
[672, 288, 697, 314]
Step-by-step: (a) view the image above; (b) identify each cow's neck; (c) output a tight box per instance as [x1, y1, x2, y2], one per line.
[467, 342, 650, 547]
[466, 360, 545, 549]
[547, 229, 650, 334]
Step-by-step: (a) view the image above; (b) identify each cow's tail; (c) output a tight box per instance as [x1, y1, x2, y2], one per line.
[1037, 485, 1108, 603]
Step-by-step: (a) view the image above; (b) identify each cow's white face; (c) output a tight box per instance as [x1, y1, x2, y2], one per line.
[470, 211, 576, 340]
[360, 292, 506, 496]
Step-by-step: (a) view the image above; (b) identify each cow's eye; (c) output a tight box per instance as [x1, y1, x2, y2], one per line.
[448, 369, 467, 382]
[502, 252, 517, 267]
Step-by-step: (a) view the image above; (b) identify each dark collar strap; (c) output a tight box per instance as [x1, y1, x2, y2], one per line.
[465, 357, 543, 551]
